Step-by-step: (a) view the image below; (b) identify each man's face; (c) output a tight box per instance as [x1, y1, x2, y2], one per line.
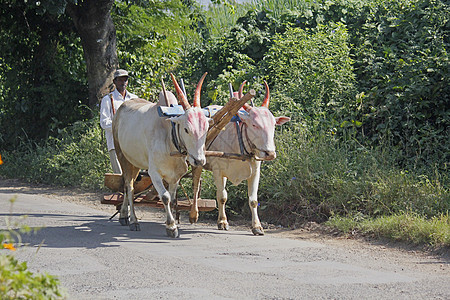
[114, 76, 128, 93]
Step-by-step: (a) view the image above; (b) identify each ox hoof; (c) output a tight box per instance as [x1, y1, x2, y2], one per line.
[119, 217, 129, 226]
[166, 227, 179, 238]
[129, 223, 141, 231]
[252, 227, 265, 236]
[218, 223, 229, 231]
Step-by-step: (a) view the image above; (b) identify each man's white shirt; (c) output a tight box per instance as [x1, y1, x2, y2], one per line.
[100, 89, 138, 151]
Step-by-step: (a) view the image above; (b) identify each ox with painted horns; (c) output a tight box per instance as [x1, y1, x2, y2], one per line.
[190, 80, 290, 235]
[112, 72, 210, 238]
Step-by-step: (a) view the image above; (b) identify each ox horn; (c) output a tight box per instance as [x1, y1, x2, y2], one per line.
[261, 80, 270, 108]
[193, 72, 207, 108]
[239, 80, 255, 108]
[170, 73, 191, 110]
[238, 80, 247, 99]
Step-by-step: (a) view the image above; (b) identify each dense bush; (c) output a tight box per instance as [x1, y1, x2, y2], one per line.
[263, 23, 356, 126]
[113, 0, 197, 99]
[344, 0, 449, 171]
[182, 0, 449, 173]
[0, 118, 108, 190]
[257, 129, 449, 225]
[0, 2, 89, 151]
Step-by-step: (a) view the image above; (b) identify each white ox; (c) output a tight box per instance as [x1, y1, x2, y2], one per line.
[190, 82, 290, 235]
[112, 73, 210, 238]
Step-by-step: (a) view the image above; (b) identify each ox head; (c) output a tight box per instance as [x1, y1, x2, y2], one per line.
[169, 73, 211, 166]
[238, 81, 290, 161]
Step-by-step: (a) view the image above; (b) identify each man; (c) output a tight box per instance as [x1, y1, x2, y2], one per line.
[100, 69, 138, 174]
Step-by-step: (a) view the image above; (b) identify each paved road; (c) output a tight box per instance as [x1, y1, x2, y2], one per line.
[0, 186, 449, 299]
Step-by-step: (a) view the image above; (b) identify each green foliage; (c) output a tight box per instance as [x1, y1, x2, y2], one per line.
[0, 117, 109, 190]
[0, 255, 65, 300]
[327, 213, 450, 247]
[179, 9, 280, 96]
[113, 0, 197, 99]
[0, 1, 89, 151]
[257, 128, 449, 225]
[348, 0, 450, 170]
[264, 23, 356, 126]
[181, 0, 449, 172]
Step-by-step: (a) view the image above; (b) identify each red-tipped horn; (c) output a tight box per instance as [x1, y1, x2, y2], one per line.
[261, 80, 270, 108]
[238, 80, 247, 99]
[193, 72, 207, 108]
[170, 73, 191, 110]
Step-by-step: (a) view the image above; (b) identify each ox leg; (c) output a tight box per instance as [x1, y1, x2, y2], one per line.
[189, 166, 203, 224]
[168, 182, 179, 213]
[247, 162, 264, 235]
[119, 186, 129, 226]
[121, 167, 140, 231]
[148, 169, 179, 238]
[119, 174, 129, 226]
[215, 175, 229, 231]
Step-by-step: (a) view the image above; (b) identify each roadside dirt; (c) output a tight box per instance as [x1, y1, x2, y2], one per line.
[1, 176, 448, 277]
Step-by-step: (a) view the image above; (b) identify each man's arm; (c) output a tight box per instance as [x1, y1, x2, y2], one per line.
[100, 95, 113, 129]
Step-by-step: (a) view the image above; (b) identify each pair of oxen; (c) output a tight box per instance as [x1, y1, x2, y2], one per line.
[112, 73, 290, 238]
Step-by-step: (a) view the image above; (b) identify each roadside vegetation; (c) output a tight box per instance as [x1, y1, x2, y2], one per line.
[0, 0, 448, 250]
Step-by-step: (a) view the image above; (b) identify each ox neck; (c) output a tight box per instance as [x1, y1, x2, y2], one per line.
[237, 121, 255, 156]
[171, 121, 187, 155]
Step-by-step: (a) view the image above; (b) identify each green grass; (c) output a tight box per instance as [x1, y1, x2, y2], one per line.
[327, 213, 450, 248]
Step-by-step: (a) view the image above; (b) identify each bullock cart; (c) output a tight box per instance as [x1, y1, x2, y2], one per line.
[101, 84, 256, 222]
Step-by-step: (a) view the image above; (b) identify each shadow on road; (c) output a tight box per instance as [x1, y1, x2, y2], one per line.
[0, 212, 229, 250]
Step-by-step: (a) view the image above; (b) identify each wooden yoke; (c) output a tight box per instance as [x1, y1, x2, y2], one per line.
[206, 89, 256, 149]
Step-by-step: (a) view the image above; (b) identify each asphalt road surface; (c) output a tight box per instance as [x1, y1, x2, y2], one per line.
[0, 179, 449, 299]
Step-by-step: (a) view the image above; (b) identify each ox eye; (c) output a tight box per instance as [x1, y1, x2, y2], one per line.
[184, 128, 189, 134]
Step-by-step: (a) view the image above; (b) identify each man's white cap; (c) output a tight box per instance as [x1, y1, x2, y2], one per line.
[113, 69, 129, 79]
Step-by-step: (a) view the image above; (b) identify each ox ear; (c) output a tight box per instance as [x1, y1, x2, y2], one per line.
[238, 111, 251, 124]
[275, 116, 290, 125]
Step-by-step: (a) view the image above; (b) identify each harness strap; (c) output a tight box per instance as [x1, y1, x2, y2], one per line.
[109, 94, 115, 115]
[171, 121, 186, 155]
[235, 121, 251, 160]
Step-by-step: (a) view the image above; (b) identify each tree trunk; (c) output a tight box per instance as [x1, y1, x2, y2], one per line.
[66, 0, 117, 109]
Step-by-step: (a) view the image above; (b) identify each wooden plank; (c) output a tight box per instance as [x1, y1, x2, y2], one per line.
[101, 193, 216, 212]
[171, 150, 259, 161]
[104, 173, 153, 194]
